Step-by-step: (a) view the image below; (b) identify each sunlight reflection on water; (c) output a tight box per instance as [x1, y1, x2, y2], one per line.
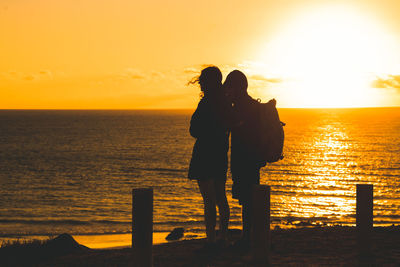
[264, 108, 400, 227]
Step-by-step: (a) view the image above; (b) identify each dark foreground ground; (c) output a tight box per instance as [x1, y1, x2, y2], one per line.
[1, 226, 400, 266]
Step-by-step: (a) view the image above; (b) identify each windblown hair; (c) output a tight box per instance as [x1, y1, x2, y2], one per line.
[188, 66, 223, 99]
[188, 66, 222, 90]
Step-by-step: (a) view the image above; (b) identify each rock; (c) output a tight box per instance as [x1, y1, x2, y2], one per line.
[45, 233, 89, 254]
[0, 233, 89, 266]
[166, 228, 184, 241]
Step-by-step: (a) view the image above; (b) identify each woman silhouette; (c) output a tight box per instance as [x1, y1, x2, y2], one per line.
[188, 66, 230, 250]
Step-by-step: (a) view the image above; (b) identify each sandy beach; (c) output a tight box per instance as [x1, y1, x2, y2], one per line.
[73, 232, 174, 249]
[2, 226, 400, 266]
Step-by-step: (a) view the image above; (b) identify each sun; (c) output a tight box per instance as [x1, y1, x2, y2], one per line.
[253, 5, 399, 108]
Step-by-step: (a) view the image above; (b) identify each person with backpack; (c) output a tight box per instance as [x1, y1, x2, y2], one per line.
[224, 70, 284, 250]
[188, 66, 231, 251]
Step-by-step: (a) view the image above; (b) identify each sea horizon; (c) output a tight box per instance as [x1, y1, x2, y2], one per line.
[1, 106, 400, 111]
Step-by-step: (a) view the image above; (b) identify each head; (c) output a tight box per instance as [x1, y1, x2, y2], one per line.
[224, 70, 248, 102]
[190, 66, 222, 97]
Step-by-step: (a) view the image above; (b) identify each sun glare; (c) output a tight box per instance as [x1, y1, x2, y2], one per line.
[254, 5, 399, 107]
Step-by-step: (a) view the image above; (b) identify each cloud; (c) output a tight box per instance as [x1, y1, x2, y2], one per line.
[183, 65, 219, 78]
[114, 68, 170, 82]
[150, 71, 165, 79]
[39, 70, 51, 75]
[130, 74, 143, 79]
[1, 70, 56, 81]
[23, 74, 36, 81]
[183, 64, 238, 76]
[249, 75, 283, 83]
[39, 70, 53, 79]
[124, 68, 145, 79]
[183, 67, 199, 74]
[371, 75, 400, 90]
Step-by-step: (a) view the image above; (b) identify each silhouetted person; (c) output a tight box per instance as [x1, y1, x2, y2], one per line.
[224, 70, 265, 249]
[188, 66, 231, 250]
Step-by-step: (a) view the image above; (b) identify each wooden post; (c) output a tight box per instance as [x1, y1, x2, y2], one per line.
[132, 188, 153, 267]
[251, 185, 270, 265]
[356, 184, 373, 262]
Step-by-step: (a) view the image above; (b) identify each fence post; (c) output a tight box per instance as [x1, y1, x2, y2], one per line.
[132, 188, 153, 267]
[356, 184, 373, 262]
[251, 184, 271, 265]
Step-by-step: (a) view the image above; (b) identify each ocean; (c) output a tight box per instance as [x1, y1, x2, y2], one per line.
[0, 108, 399, 244]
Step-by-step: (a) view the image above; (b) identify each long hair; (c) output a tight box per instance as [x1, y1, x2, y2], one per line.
[189, 66, 222, 98]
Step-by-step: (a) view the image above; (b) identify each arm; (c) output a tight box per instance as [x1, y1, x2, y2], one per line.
[189, 100, 207, 138]
[189, 109, 200, 138]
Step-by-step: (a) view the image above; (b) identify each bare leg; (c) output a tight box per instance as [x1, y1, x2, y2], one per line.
[198, 179, 217, 243]
[214, 179, 230, 241]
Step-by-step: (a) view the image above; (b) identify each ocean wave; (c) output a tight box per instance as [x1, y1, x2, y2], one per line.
[265, 170, 319, 176]
[270, 190, 355, 199]
[378, 167, 400, 171]
[0, 218, 211, 228]
[373, 214, 400, 219]
[0, 231, 132, 238]
[0, 219, 131, 226]
[132, 167, 187, 173]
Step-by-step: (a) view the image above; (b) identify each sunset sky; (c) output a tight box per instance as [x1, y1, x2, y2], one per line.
[1, 0, 400, 109]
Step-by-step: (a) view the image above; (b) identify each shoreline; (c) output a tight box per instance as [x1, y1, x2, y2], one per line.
[0, 231, 207, 250]
[2, 222, 399, 250]
[2, 226, 400, 266]
[73, 232, 206, 249]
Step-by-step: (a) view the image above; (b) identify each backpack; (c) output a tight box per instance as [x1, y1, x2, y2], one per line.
[257, 98, 285, 164]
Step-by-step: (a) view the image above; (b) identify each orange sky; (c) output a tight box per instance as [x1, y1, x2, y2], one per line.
[1, 0, 400, 109]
